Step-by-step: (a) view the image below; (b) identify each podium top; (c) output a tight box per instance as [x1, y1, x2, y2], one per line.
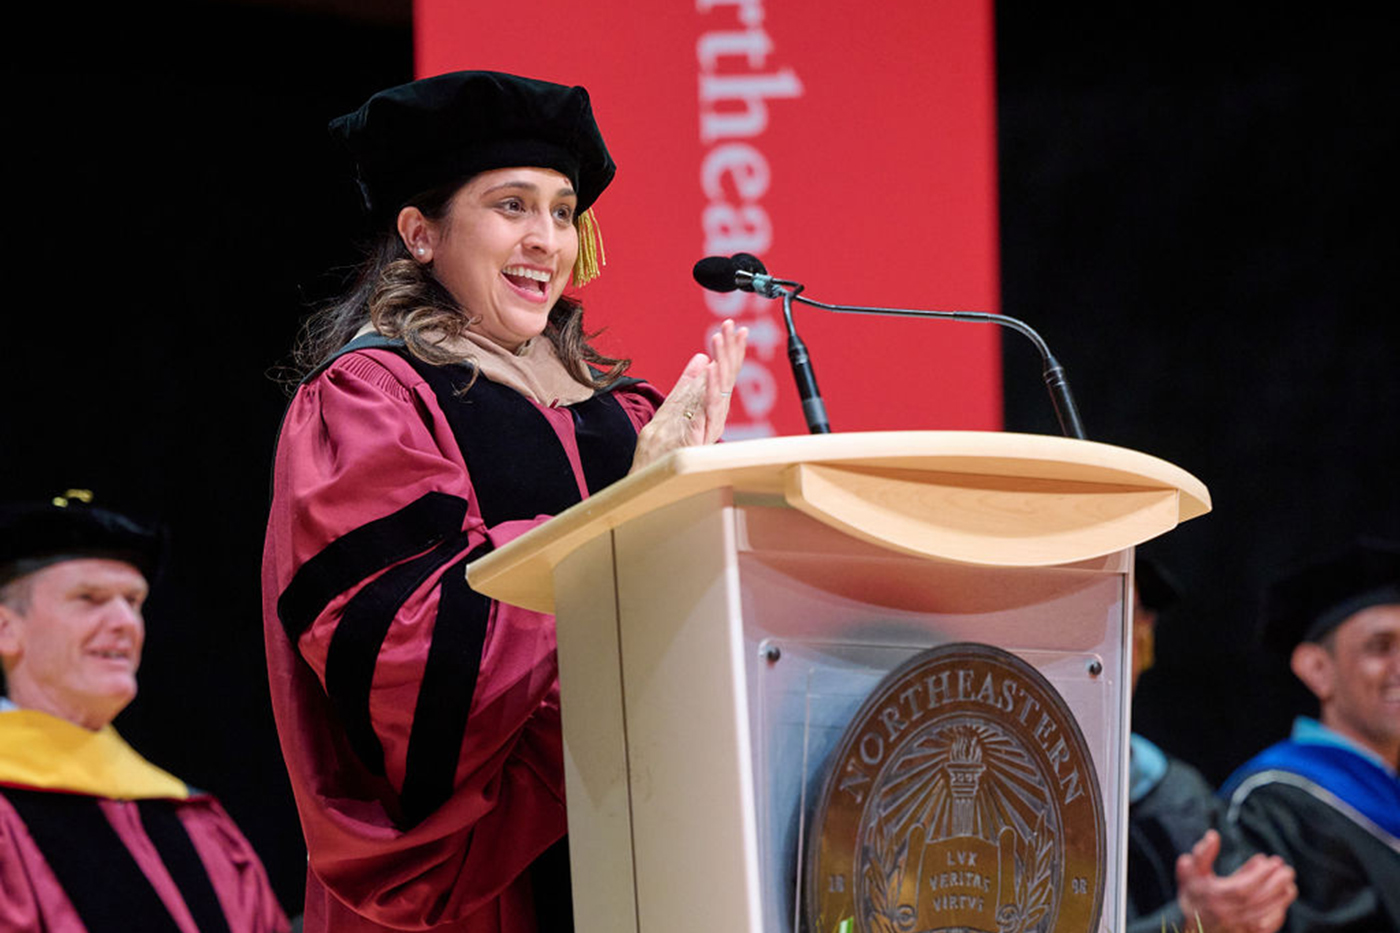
[468, 431, 1211, 612]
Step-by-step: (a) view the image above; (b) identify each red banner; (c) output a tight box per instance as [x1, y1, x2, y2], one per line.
[416, 0, 1001, 436]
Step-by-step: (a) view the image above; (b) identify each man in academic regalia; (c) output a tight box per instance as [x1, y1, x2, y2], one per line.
[0, 493, 289, 933]
[1126, 556, 1295, 933]
[1221, 539, 1400, 932]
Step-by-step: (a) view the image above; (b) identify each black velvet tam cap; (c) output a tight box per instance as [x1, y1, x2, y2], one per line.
[0, 493, 162, 587]
[1261, 538, 1400, 655]
[330, 70, 616, 226]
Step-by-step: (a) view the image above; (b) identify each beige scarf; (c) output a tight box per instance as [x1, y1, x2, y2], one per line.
[354, 323, 595, 406]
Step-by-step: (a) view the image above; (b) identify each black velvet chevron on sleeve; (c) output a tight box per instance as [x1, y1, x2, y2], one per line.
[321, 531, 474, 777]
[399, 542, 494, 827]
[277, 491, 469, 640]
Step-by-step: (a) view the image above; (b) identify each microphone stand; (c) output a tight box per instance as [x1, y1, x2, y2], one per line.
[738, 271, 1087, 440]
[779, 283, 831, 434]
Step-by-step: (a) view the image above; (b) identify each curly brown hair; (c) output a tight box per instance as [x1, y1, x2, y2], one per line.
[289, 179, 628, 389]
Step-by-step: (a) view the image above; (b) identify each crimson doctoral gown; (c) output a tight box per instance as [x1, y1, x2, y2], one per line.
[262, 341, 660, 932]
[0, 708, 289, 933]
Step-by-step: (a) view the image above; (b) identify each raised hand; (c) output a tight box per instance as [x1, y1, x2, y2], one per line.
[630, 320, 748, 473]
[1176, 829, 1297, 933]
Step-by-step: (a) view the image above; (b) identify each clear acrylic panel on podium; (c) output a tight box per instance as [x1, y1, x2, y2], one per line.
[734, 504, 1130, 933]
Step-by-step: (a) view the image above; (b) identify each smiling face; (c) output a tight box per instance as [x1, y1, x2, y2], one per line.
[411, 166, 580, 351]
[0, 559, 148, 730]
[1293, 603, 1400, 765]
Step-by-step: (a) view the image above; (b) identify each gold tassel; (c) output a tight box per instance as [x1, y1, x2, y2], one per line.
[52, 489, 94, 508]
[573, 208, 606, 286]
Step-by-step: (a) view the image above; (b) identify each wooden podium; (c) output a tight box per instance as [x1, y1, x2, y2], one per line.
[467, 431, 1210, 933]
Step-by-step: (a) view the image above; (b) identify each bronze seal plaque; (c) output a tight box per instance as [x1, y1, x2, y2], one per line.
[806, 643, 1104, 933]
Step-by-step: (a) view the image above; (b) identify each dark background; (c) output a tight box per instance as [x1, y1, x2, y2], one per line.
[3, 1, 413, 911]
[996, 7, 1398, 789]
[2, 2, 1394, 915]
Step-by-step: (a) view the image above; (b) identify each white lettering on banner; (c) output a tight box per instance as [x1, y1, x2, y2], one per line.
[699, 71, 804, 142]
[724, 362, 778, 439]
[696, 30, 773, 70]
[700, 142, 770, 199]
[704, 288, 746, 316]
[696, 0, 803, 439]
[701, 203, 771, 254]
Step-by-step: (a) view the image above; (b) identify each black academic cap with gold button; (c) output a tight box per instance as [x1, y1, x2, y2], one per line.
[0, 492, 162, 587]
[329, 70, 616, 225]
[1260, 538, 1400, 655]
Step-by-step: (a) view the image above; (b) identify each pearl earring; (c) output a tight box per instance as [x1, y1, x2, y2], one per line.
[415, 247, 426, 256]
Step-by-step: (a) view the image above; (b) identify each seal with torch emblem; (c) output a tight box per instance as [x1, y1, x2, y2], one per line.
[806, 643, 1105, 933]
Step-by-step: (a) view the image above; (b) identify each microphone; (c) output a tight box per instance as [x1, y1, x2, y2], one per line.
[692, 253, 831, 434]
[698, 257, 1088, 440]
[692, 253, 767, 293]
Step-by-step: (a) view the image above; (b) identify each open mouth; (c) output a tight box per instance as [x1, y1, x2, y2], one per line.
[502, 265, 551, 299]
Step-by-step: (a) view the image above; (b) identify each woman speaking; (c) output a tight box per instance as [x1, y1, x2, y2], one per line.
[261, 71, 747, 932]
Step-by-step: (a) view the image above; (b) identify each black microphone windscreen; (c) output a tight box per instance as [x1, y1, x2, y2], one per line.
[693, 256, 741, 293]
[732, 253, 767, 276]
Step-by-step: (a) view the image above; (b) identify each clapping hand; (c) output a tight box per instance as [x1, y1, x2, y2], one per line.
[630, 319, 748, 473]
[1176, 829, 1297, 933]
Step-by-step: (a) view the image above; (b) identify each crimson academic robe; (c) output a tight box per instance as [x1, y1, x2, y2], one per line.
[0, 709, 289, 933]
[261, 341, 660, 933]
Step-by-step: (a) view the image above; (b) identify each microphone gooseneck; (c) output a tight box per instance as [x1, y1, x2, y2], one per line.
[777, 282, 830, 434]
[691, 254, 1087, 440]
[785, 291, 1086, 439]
